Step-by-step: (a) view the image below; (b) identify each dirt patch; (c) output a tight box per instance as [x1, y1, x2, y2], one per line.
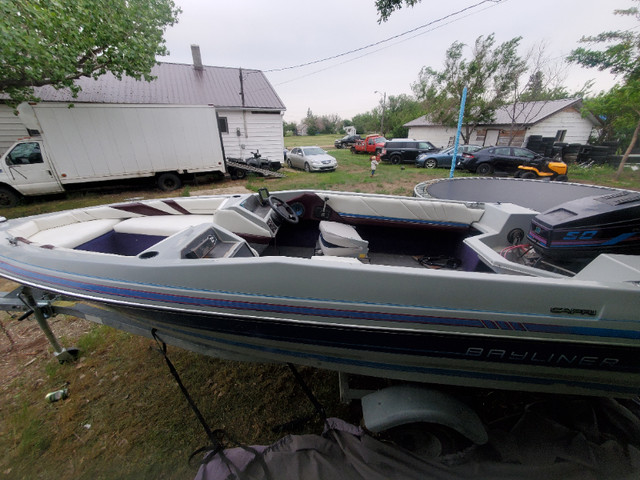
[0, 278, 94, 393]
[192, 185, 253, 196]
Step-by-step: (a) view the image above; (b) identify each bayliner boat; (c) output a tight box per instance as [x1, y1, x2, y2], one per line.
[0, 188, 638, 397]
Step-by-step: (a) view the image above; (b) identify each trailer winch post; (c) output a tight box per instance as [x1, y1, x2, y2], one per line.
[18, 287, 78, 363]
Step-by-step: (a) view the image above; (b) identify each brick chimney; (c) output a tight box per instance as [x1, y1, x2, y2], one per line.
[191, 44, 203, 71]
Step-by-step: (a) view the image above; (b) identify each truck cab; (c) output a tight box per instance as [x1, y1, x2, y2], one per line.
[352, 134, 386, 154]
[0, 138, 64, 206]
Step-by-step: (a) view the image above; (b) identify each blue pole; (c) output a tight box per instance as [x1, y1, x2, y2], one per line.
[449, 86, 467, 178]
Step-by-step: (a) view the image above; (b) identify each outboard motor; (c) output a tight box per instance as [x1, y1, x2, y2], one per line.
[528, 191, 640, 262]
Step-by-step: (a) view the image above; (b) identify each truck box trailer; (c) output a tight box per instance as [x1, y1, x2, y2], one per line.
[0, 103, 227, 207]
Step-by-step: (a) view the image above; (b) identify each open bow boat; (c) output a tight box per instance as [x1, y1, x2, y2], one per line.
[0, 188, 638, 397]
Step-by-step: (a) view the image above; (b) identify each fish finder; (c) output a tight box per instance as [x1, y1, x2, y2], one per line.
[258, 187, 270, 205]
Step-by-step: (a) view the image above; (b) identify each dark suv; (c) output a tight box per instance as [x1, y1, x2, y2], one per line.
[379, 140, 439, 164]
[334, 134, 362, 149]
[458, 146, 540, 175]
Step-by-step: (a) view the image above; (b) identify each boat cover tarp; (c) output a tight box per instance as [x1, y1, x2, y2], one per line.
[194, 403, 640, 480]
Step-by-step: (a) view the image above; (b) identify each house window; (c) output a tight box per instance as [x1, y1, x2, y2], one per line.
[218, 116, 229, 134]
[555, 129, 567, 142]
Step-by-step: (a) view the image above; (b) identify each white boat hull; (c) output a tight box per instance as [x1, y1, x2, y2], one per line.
[1, 189, 638, 397]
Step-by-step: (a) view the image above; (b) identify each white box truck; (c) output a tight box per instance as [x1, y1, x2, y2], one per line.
[0, 103, 226, 207]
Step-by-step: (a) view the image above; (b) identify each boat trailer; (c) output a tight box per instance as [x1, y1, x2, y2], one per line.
[0, 285, 490, 446]
[226, 159, 286, 179]
[0, 285, 133, 363]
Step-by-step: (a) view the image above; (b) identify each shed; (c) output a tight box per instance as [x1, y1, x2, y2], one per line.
[405, 98, 599, 149]
[0, 46, 286, 161]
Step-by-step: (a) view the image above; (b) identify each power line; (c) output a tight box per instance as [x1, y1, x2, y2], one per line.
[271, 0, 505, 86]
[264, 0, 506, 73]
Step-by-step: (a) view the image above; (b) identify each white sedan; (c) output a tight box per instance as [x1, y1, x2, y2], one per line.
[287, 146, 337, 172]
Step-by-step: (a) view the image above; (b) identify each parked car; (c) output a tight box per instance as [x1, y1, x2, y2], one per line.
[334, 134, 362, 149]
[458, 146, 541, 175]
[287, 146, 337, 172]
[416, 144, 483, 169]
[378, 140, 439, 164]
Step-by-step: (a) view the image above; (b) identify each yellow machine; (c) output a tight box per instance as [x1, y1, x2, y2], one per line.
[516, 158, 568, 181]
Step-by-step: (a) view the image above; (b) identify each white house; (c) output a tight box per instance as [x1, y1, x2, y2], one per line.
[0, 46, 286, 161]
[405, 98, 599, 149]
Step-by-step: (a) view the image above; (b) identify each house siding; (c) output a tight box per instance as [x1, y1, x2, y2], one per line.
[407, 106, 595, 149]
[219, 110, 284, 162]
[406, 126, 458, 149]
[524, 108, 594, 145]
[0, 105, 28, 154]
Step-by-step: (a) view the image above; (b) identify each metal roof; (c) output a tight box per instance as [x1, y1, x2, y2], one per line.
[32, 62, 286, 111]
[405, 98, 588, 128]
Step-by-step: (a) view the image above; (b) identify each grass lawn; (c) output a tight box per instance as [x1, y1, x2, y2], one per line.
[1, 136, 639, 479]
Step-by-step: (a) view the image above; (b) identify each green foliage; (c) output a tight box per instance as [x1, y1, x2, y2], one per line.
[385, 94, 424, 138]
[375, 0, 422, 23]
[412, 34, 527, 142]
[519, 71, 593, 102]
[568, 2, 640, 80]
[302, 109, 343, 135]
[352, 111, 380, 135]
[0, 0, 181, 105]
[283, 120, 298, 136]
[10, 403, 52, 457]
[584, 80, 640, 146]
[569, 2, 640, 176]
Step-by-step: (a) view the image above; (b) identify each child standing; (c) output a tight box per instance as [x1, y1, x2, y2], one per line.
[370, 156, 380, 177]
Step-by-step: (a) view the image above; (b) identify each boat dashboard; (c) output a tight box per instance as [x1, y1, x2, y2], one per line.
[217, 188, 281, 235]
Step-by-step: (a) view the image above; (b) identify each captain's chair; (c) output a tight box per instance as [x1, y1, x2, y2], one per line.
[318, 221, 369, 258]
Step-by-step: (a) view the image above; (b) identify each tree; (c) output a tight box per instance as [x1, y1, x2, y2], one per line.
[584, 81, 640, 148]
[352, 111, 380, 135]
[568, 2, 640, 177]
[0, 0, 181, 105]
[500, 42, 592, 145]
[283, 120, 298, 136]
[303, 109, 319, 136]
[384, 94, 424, 138]
[375, 0, 422, 23]
[412, 34, 527, 143]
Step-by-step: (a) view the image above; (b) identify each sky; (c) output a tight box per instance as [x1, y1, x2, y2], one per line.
[159, 0, 638, 123]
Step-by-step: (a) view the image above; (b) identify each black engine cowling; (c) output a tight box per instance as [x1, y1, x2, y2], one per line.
[528, 191, 640, 261]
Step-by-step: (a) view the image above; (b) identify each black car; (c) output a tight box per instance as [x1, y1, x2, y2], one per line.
[458, 146, 540, 175]
[334, 134, 362, 149]
[379, 140, 439, 164]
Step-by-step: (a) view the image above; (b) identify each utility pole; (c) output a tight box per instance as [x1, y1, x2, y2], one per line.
[375, 91, 386, 135]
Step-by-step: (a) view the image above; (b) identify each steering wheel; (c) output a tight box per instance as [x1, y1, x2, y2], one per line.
[268, 196, 299, 224]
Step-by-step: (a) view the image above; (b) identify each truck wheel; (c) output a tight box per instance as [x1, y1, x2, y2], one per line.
[230, 167, 246, 180]
[0, 187, 20, 207]
[157, 172, 182, 191]
[391, 155, 402, 165]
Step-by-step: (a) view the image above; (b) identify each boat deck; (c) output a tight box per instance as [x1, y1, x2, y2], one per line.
[264, 220, 490, 272]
